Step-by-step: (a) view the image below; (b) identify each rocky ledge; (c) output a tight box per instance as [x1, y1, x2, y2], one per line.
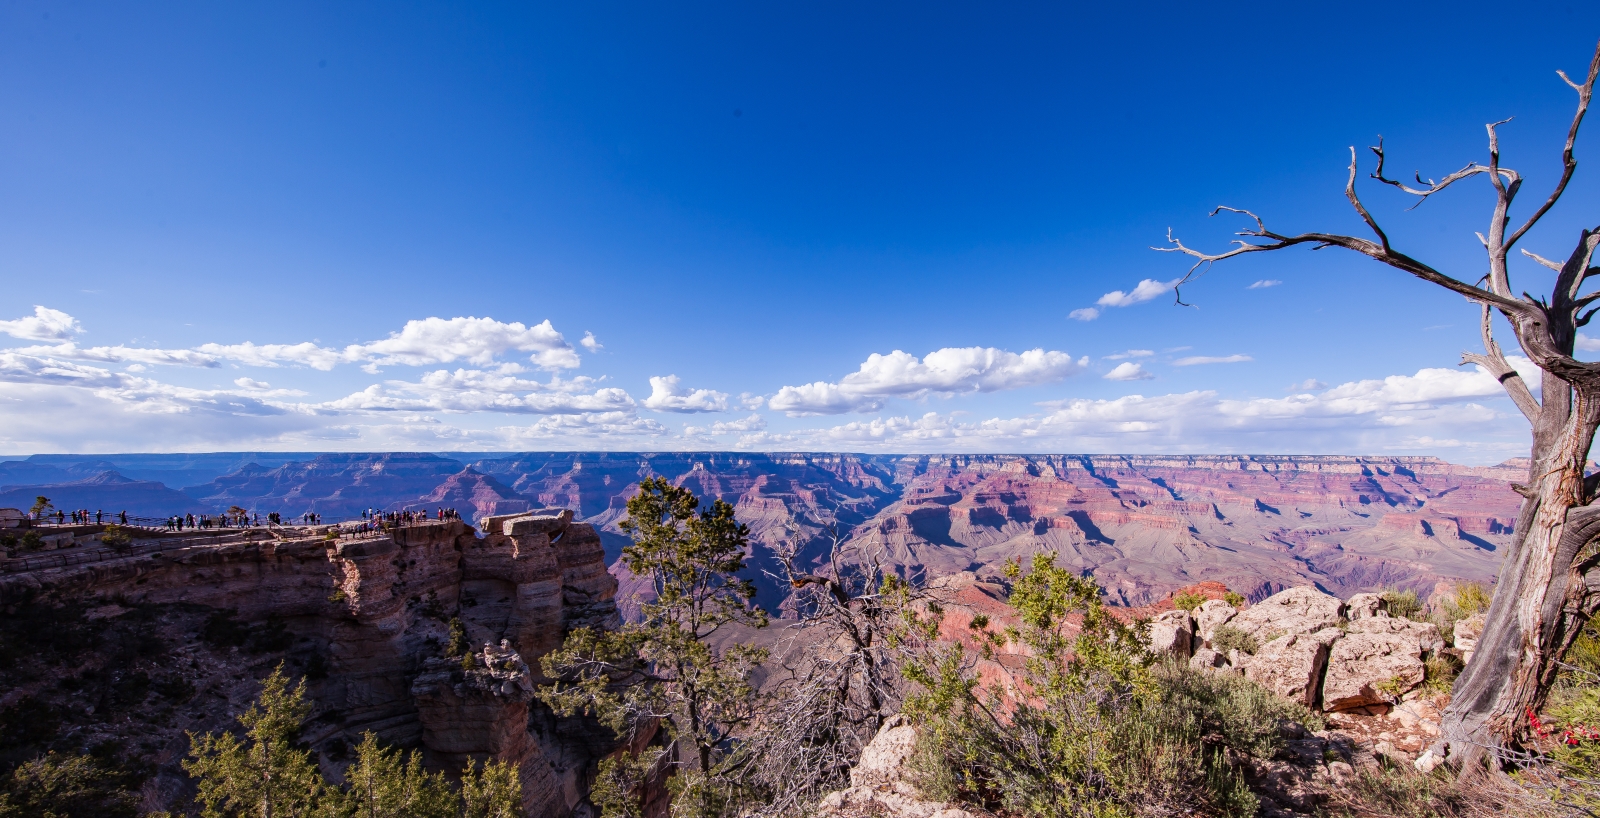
[0, 509, 620, 818]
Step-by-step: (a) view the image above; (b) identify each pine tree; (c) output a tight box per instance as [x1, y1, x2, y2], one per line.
[183, 666, 525, 818]
[458, 758, 522, 818]
[184, 664, 325, 818]
[331, 733, 455, 818]
[539, 477, 768, 818]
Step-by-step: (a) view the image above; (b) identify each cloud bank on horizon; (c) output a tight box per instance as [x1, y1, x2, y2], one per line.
[0, 304, 1541, 462]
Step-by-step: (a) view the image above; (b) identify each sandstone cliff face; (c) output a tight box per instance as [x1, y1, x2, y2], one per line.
[0, 511, 618, 818]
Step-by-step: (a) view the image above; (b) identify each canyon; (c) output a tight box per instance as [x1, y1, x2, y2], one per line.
[0, 510, 621, 817]
[2, 451, 1523, 609]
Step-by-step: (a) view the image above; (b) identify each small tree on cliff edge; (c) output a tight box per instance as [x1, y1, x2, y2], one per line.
[539, 477, 768, 818]
[1161, 40, 1600, 770]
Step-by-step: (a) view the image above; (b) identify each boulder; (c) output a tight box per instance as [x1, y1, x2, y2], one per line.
[1322, 631, 1426, 711]
[1454, 614, 1486, 666]
[1348, 615, 1444, 655]
[1193, 599, 1238, 643]
[1346, 593, 1387, 621]
[1240, 630, 1336, 708]
[1228, 587, 1344, 643]
[1149, 610, 1194, 659]
[817, 716, 978, 818]
[850, 715, 919, 788]
[1190, 647, 1227, 671]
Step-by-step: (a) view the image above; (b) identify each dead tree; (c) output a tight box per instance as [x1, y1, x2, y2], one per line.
[737, 521, 920, 814]
[1160, 39, 1600, 770]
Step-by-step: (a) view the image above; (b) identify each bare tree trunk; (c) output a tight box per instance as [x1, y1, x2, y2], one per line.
[1442, 390, 1600, 768]
[1160, 40, 1600, 765]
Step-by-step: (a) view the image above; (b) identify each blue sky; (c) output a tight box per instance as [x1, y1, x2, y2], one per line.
[2, 1, 1598, 462]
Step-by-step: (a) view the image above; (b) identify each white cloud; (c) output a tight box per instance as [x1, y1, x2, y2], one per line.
[1105, 349, 1154, 360]
[0, 352, 128, 387]
[1578, 333, 1600, 352]
[1068, 279, 1180, 322]
[0, 383, 323, 453]
[738, 392, 766, 410]
[499, 412, 668, 442]
[685, 413, 768, 436]
[3, 310, 586, 374]
[196, 341, 344, 370]
[1104, 362, 1155, 381]
[753, 362, 1528, 455]
[769, 347, 1086, 416]
[319, 369, 634, 414]
[1174, 354, 1253, 366]
[641, 375, 731, 413]
[342, 316, 579, 371]
[0, 306, 82, 341]
[16, 342, 222, 368]
[1287, 379, 1328, 392]
[234, 377, 272, 390]
[1248, 280, 1283, 289]
[580, 331, 603, 352]
[1096, 278, 1179, 308]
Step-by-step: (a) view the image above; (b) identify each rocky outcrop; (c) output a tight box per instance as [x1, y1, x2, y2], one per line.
[1345, 593, 1385, 620]
[1149, 610, 1195, 659]
[1228, 587, 1345, 642]
[1240, 630, 1340, 708]
[1156, 586, 1445, 716]
[1454, 613, 1486, 666]
[0, 511, 619, 818]
[816, 716, 980, 818]
[1193, 598, 1238, 643]
[1346, 614, 1444, 655]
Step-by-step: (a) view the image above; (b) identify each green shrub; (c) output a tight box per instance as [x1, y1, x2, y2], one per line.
[1171, 591, 1207, 612]
[1433, 582, 1493, 648]
[100, 525, 133, 552]
[1566, 620, 1600, 683]
[1381, 589, 1424, 621]
[902, 554, 1260, 818]
[1223, 591, 1246, 608]
[0, 752, 139, 818]
[447, 617, 469, 657]
[1422, 654, 1461, 694]
[1211, 625, 1259, 656]
[1152, 660, 1323, 758]
[1321, 767, 1476, 818]
[1440, 582, 1490, 620]
[1546, 687, 1600, 795]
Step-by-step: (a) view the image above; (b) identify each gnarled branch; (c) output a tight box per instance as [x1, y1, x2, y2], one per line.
[1462, 303, 1541, 424]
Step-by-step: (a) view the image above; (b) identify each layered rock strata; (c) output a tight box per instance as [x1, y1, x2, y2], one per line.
[0, 511, 618, 818]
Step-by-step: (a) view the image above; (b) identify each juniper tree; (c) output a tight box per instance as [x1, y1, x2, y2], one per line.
[539, 477, 768, 818]
[1162, 39, 1600, 770]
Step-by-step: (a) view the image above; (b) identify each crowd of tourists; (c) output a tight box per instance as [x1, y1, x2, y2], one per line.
[40, 509, 129, 526]
[164, 511, 262, 531]
[32, 505, 463, 534]
[361, 507, 462, 527]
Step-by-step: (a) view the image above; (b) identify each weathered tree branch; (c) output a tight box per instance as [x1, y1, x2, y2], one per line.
[1156, 209, 1524, 313]
[1462, 303, 1542, 424]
